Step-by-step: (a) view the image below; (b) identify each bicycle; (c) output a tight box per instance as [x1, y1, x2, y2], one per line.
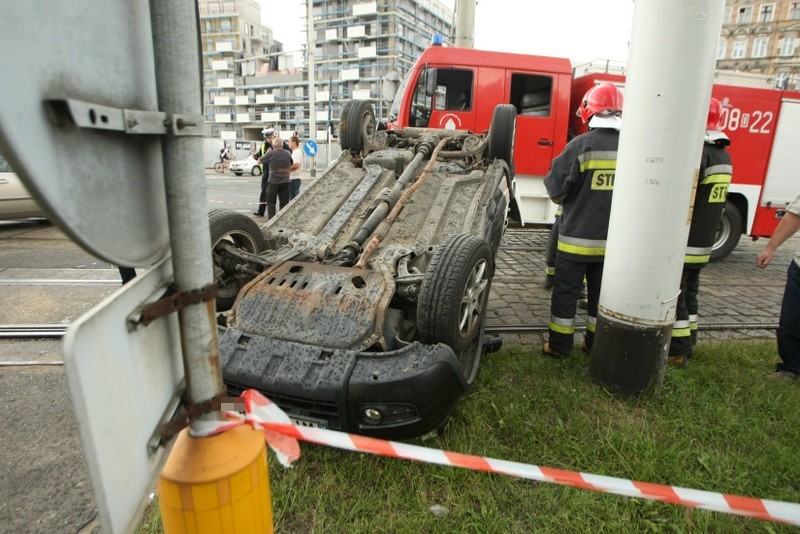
[214, 158, 232, 173]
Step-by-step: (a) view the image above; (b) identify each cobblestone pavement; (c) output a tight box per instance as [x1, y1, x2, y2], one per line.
[486, 227, 799, 349]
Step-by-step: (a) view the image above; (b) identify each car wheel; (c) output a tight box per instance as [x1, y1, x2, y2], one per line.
[487, 104, 516, 170]
[209, 209, 267, 311]
[234, 172, 243, 176]
[339, 100, 375, 152]
[417, 234, 493, 385]
[251, 165, 261, 176]
[710, 200, 743, 262]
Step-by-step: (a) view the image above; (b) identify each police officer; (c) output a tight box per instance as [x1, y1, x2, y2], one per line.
[543, 82, 623, 358]
[668, 98, 733, 365]
[253, 127, 276, 217]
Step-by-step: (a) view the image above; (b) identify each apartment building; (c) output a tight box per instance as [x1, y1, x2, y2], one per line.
[199, 0, 453, 148]
[718, 0, 800, 88]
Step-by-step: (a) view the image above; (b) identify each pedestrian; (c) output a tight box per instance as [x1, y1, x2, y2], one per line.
[253, 128, 276, 217]
[219, 144, 232, 165]
[756, 187, 800, 381]
[668, 98, 733, 366]
[259, 137, 293, 219]
[542, 82, 623, 358]
[288, 135, 303, 200]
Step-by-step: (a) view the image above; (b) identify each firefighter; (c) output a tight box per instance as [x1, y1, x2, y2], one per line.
[542, 82, 623, 358]
[668, 98, 733, 366]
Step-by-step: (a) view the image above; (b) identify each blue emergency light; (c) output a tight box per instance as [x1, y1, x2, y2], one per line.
[431, 33, 443, 46]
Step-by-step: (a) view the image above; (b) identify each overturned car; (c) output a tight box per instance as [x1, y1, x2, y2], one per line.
[211, 101, 518, 439]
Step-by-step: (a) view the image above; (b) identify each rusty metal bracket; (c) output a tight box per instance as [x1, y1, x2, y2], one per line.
[138, 282, 217, 326]
[149, 390, 245, 452]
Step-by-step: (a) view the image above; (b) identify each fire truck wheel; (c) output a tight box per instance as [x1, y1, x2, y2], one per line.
[417, 234, 494, 386]
[209, 209, 267, 311]
[339, 100, 376, 152]
[710, 200, 743, 262]
[487, 104, 517, 168]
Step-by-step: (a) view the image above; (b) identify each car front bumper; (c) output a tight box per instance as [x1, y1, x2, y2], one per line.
[219, 326, 469, 440]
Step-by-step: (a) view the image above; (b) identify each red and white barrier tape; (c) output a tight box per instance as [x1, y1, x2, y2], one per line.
[192, 389, 800, 525]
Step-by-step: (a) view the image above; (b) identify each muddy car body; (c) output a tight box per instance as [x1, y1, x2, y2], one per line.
[212, 101, 517, 439]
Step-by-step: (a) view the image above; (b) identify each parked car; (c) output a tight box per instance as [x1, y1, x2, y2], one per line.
[228, 155, 261, 176]
[0, 154, 45, 220]
[210, 101, 517, 440]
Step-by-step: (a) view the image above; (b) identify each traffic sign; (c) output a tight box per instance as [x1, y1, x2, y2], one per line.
[0, 0, 171, 267]
[304, 139, 319, 157]
[64, 257, 183, 534]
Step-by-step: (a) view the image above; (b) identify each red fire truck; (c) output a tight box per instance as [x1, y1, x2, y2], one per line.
[387, 45, 799, 260]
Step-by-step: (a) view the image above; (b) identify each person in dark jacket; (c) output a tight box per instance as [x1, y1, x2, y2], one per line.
[668, 98, 733, 366]
[253, 127, 276, 216]
[259, 137, 293, 219]
[542, 82, 623, 358]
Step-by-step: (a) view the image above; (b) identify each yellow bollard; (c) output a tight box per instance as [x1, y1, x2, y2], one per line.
[158, 424, 273, 533]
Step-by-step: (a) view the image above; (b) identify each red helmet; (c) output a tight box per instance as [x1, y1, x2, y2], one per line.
[579, 82, 624, 124]
[707, 98, 724, 130]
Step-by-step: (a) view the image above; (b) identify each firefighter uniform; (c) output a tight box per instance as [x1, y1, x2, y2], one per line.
[544, 127, 619, 356]
[669, 137, 733, 361]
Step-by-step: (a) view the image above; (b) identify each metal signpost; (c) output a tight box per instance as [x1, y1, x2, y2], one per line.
[304, 139, 318, 178]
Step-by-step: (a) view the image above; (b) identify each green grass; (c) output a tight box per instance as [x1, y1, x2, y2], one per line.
[139, 339, 800, 533]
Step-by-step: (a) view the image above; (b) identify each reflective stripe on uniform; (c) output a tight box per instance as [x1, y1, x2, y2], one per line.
[685, 246, 712, 264]
[556, 206, 563, 217]
[549, 315, 575, 334]
[545, 266, 555, 276]
[578, 151, 618, 171]
[558, 235, 607, 256]
[672, 320, 691, 337]
[702, 164, 732, 182]
[586, 315, 597, 333]
[689, 314, 698, 331]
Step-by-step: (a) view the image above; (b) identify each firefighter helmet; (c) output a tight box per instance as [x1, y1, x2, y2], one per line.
[707, 98, 724, 130]
[578, 82, 624, 124]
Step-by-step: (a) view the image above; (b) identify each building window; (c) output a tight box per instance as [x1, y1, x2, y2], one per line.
[737, 6, 752, 23]
[753, 37, 769, 57]
[775, 72, 789, 88]
[790, 2, 800, 19]
[717, 38, 727, 59]
[732, 39, 747, 58]
[222, 1, 235, 12]
[758, 4, 774, 22]
[780, 36, 796, 56]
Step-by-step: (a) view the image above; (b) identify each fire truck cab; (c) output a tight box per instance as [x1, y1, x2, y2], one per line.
[389, 45, 573, 225]
[389, 45, 800, 260]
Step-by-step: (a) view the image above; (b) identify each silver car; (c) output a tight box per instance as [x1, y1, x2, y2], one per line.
[228, 156, 261, 176]
[0, 154, 45, 220]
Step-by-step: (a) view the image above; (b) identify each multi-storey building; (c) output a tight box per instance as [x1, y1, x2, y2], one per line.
[199, 0, 453, 152]
[718, 0, 800, 88]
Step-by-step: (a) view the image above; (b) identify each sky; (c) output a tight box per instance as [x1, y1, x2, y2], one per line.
[259, 0, 635, 67]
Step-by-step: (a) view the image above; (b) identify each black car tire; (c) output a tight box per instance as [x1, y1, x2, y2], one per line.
[209, 209, 267, 311]
[487, 104, 516, 169]
[340, 100, 376, 152]
[251, 165, 261, 176]
[417, 234, 493, 385]
[710, 200, 743, 262]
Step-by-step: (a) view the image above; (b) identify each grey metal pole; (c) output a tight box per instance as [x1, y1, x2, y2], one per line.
[307, 0, 317, 175]
[454, 0, 475, 49]
[149, 1, 224, 416]
[590, 0, 725, 395]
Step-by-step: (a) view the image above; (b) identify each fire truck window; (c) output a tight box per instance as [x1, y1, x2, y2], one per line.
[433, 68, 474, 111]
[410, 67, 434, 127]
[510, 74, 553, 117]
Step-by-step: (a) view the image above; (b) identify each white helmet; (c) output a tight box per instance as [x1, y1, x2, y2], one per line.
[261, 127, 275, 138]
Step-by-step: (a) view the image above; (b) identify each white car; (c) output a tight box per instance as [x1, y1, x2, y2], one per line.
[228, 156, 261, 176]
[0, 154, 45, 220]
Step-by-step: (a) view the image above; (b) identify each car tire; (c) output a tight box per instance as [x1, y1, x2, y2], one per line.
[487, 104, 517, 170]
[710, 200, 743, 262]
[251, 165, 261, 176]
[234, 172, 243, 176]
[209, 209, 267, 311]
[417, 234, 493, 386]
[339, 100, 376, 152]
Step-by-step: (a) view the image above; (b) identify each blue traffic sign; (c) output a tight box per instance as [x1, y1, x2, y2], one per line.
[303, 140, 318, 157]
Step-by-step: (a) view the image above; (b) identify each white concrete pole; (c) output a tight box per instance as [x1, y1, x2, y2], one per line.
[589, 0, 725, 394]
[454, 0, 475, 49]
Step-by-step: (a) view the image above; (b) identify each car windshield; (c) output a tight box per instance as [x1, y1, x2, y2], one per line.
[388, 69, 412, 122]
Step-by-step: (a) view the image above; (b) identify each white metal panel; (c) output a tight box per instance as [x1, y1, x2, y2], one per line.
[342, 68, 360, 80]
[221, 130, 237, 140]
[353, 89, 372, 99]
[213, 96, 230, 105]
[763, 100, 800, 205]
[211, 60, 228, 70]
[358, 46, 377, 58]
[217, 78, 235, 88]
[316, 90, 330, 101]
[236, 113, 250, 122]
[64, 257, 183, 534]
[325, 28, 338, 40]
[347, 25, 366, 38]
[263, 112, 280, 122]
[214, 113, 233, 123]
[215, 41, 233, 52]
[353, 2, 378, 15]
[235, 95, 249, 105]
